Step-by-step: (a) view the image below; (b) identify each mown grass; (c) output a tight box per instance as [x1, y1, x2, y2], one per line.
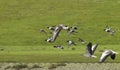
[0, 0, 120, 46]
[0, 45, 119, 63]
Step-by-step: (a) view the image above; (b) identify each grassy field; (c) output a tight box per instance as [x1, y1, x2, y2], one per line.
[0, 0, 120, 63]
[0, 45, 119, 63]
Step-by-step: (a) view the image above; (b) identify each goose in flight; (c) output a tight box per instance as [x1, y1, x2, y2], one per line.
[104, 26, 115, 36]
[61, 25, 70, 31]
[53, 45, 64, 49]
[39, 29, 47, 35]
[78, 38, 86, 44]
[84, 42, 98, 58]
[99, 49, 118, 63]
[47, 26, 55, 31]
[68, 29, 76, 35]
[46, 25, 63, 42]
[67, 26, 78, 35]
[67, 40, 76, 47]
[52, 25, 63, 40]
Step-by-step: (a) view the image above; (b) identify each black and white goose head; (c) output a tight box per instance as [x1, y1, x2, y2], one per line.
[84, 42, 98, 58]
[71, 26, 78, 30]
[45, 37, 53, 43]
[99, 49, 118, 63]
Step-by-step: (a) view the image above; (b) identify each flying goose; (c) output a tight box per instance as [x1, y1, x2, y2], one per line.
[47, 26, 55, 31]
[84, 42, 98, 58]
[78, 38, 86, 44]
[46, 24, 63, 42]
[61, 25, 70, 31]
[39, 29, 47, 34]
[67, 29, 77, 35]
[67, 40, 76, 47]
[64, 26, 77, 35]
[104, 26, 115, 36]
[53, 45, 64, 49]
[99, 49, 118, 63]
[52, 25, 63, 40]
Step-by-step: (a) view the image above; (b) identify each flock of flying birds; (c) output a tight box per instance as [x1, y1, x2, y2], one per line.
[40, 24, 118, 63]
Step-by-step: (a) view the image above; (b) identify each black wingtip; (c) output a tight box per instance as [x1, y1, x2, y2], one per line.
[87, 42, 92, 46]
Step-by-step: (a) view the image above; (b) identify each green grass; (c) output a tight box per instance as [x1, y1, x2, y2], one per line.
[0, 45, 119, 63]
[0, 0, 120, 62]
[0, 0, 120, 46]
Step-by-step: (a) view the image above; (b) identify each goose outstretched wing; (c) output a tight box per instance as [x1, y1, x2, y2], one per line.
[86, 42, 93, 55]
[92, 43, 98, 55]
